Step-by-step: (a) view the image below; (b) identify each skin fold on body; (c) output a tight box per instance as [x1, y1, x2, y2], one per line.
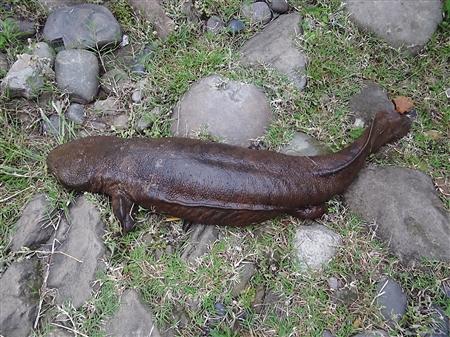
[47, 109, 414, 233]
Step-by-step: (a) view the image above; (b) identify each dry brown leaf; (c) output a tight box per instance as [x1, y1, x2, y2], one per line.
[393, 96, 414, 114]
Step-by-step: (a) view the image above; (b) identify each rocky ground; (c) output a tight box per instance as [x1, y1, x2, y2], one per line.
[0, 0, 449, 336]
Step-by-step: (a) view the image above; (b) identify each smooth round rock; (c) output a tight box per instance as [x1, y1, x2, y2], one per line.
[228, 19, 245, 34]
[345, 0, 443, 54]
[207, 15, 225, 34]
[31, 42, 55, 67]
[55, 49, 99, 103]
[376, 277, 407, 325]
[131, 89, 143, 103]
[268, 0, 289, 13]
[65, 103, 85, 124]
[241, 2, 272, 24]
[43, 4, 122, 50]
[171, 74, 272, 147]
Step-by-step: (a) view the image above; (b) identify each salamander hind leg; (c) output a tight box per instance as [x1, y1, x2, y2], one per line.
[111, 192, 135, 234]
[289, 204, 327, 220]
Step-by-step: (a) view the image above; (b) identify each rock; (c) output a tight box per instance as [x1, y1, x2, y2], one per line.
[43, 4, 122, 50]
[0, 18, 36, 38]
[294, 223, 342, 271]
[131, 45, 156, 75]
[327, 277, 341, 291]
[45, 327, 73, 337]
[0, 52, 8, 76]
[228, 19, 245, 34]
[280, 132, 328, 156]
[240, 13, 307, 90]
[345, 167, 450, 263]
[42, 114, 62, 136]
[105, 289, 161, 337]
[65, 103, 85, 124]
[132, 89, 143, 103]
[423, 305, 449, 337]
[345, 0, 443, 55]
[182, 0, 200, 23]
[47, 195, 105, 308]
[8, 194, 53, 252]
[128, 0, 175, 39]
[214, 302, 226, 317]
[231, 263, 257, 297]
[375, 277, 407, 324]
[171, 74, 272, 147]
[55, 49, 99, 103]
[241, 2, 272, 25]
[0, 258, 41, 337]
[31, 42, 56, 67]
[93, 97, 119, 116]
[181, 224, 219, 263]
[1, 54, 52, 98]
[348, 82, 395, 126]
[352, 330, 389, 337]
[100, 68, 130, 94]
[207, 16, 225, 34]
[104, 113, 129, 130]
[268, 0, 289, 13]
[136, 107, 160, 131]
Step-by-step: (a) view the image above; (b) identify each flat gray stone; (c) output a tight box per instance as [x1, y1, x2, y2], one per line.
[231, 262, 257, 297]
[31, 42, 55, 67]
[93, 97, 119, 116]
[43, 4, 122, 50]
[172, 74, 272, 147]
[268, 0, 289, 14]
[206, 15, 225, 34]
[345, 167, 450, 263]
[9, 194, 53, 252]
[65, 103, 85, 124]
[128, 0, 175, 39]
[345, 0, 443, 54]
[376, 277, 407, 324]
[241, 2, 272, 25]
[47, 195, 105, 308]
[294, 223, 342, 271]
[349, 82, 395, 127]
[1, 54, 52, 98]
[0, 258, 41, 337]
[105, 289, 161, 337]
[181, 224, 219, 263]
[240, 13, 307, 90]
[280, 132, 328, 156]
[55, 49, 99, 103]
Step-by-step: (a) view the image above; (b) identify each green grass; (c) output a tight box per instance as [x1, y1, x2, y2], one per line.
[1, 0, 449, 336]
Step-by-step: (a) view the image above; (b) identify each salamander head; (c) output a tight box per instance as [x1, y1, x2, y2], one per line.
[47, 136, 109, 191]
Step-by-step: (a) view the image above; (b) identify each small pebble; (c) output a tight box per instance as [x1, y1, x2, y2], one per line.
[206, 16, 225, 34]
[42, 114, 61, 136]
[327, 277, 340, 291]
[65, 104, 85, 124]
[214, 302, 226, 317]
[241, 2, 272, 24]
[131, 89, 143, 103]
[228, 19, 245, 34]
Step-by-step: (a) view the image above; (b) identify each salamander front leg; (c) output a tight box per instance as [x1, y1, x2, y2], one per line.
[289, 204, 327, 220]
[111, 192, 135, 234]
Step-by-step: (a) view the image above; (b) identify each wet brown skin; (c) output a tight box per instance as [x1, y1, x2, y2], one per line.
[47, 110, 414, 233]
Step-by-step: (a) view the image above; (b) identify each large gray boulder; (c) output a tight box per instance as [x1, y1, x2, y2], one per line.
[55, 49, 99, 103]
[104, 289, 161, 337]
[172, 75, 272, 147]
[240, 13, 307, 90]
[344, 0, 443, 54]
[0, 258, 41, 337]
[47, 195, 105, 308]
[345, 167, 450, 263]
[43, 4, 122, 49]
[9, 194, 54, 252]
[1, 54, 52, 98]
